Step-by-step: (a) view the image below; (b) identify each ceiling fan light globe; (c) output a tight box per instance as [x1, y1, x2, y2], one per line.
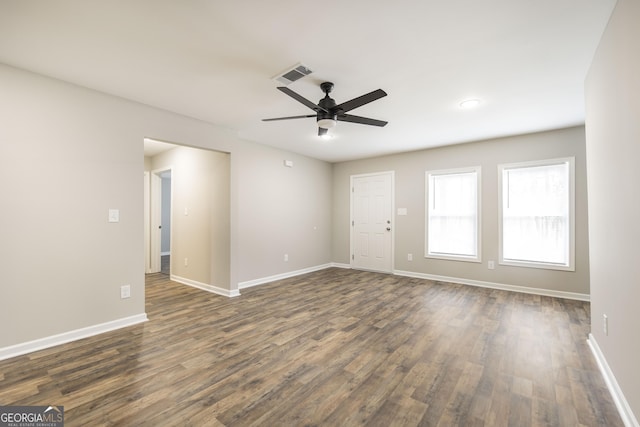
[317, 118, 337, 129]
[459, 98, 481, 109]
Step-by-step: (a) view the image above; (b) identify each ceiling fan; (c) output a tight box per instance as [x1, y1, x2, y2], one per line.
[263, 82, 388, 137]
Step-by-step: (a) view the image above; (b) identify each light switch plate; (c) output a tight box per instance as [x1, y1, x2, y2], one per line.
[120, 285, 131, 299]
[108, 209, 120, 223]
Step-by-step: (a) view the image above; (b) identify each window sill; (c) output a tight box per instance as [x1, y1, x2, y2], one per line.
[425, 254, 481, 263]
[499, 259, 575, 272]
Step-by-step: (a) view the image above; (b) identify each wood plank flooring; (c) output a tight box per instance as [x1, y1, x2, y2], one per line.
[0, 268, 622, 426]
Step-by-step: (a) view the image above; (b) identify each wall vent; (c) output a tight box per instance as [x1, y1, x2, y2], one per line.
[273, 63, 312, 85]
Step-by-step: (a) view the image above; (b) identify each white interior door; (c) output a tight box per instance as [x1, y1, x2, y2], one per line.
[351, 171, 394, 272]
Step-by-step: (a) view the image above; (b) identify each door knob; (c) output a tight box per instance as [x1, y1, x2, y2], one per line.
[386, 227, 391, 231]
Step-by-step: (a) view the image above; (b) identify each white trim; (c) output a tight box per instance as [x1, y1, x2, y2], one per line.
[588, 334, 640, 427]
[349, 170, 395, 274]
[238, 263, 333, 289]
[237, 263, 588, 302]
[498, 157, 575, 272]
[425, 166, 482, 263]
[425, 254, 482, 263]
[150, 166, 173, 274]
[160, 251, 171, 256]
[171, 274, 240, 297]
[330, 262, 351, 269]
[144, 171, 151, 273]
[0, 313, 148, 361]
[393, 269, 589, 301]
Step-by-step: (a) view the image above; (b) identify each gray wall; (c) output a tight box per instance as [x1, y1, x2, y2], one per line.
[235, 142, 333, 282]
[0, 63, 332, 348]
[585, 0, 640, 420]
[333, 126, 590, 296]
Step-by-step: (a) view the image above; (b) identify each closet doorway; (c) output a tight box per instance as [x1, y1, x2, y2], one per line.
[149, 168, 172, 274]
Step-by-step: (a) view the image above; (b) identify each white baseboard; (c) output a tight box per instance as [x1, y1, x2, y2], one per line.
[237, 263, 588, 302]
[239, 263, 335, 289]
[393, 269, 590, 301]
[0, 313, 148, 361]
[588, 334, 639, 427]
[171, 274, 240, 297]
[330, 262, 351, 269]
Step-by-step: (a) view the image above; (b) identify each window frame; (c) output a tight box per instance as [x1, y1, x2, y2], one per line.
[425, 166, 482, 263]
[498, 157, 575, 271]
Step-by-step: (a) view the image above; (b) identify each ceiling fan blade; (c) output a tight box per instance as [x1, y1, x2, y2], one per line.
[318, 127, 328, 136]
[262, 114, 316, 122]
[277, 87, 328, 113]
[334, 89, 387, 113]
[337, 113, 388, 127]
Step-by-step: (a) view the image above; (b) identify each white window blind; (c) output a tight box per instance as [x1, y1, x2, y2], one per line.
[500, 158, 574, 270]
[426, 168, 480, 261]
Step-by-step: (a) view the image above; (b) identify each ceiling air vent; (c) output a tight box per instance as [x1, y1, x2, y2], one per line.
[273, 63, 312, 85]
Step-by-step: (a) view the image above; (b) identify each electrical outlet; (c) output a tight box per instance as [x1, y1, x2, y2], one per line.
[488, 260, 495, 270]
[407, 253, 413, 261]
[120, 285, 131, 299]
[603, 314, 608, 336]
[284, 254, 289, 262]
[184, 257, 188, 267]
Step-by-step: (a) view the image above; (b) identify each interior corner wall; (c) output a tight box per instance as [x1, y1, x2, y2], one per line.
[332, 126, 590, 296]
[585, 0, 640, 421]
[234, 142, 332, 283]
[150, 146, 230, 289]
[0, 63, 333, 350]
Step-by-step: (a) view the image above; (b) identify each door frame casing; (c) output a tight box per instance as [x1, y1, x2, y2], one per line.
[149, 166, 173, 274]
[349, 170, 395, 273]
[144, 171, 151, 273]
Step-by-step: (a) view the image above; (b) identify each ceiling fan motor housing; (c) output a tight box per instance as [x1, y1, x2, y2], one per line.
[317, 83, 338, 127]
[317, 100, 337, 126]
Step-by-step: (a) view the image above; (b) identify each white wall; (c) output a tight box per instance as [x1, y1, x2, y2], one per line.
[0, 63, 332, 349]
[333, 126, 590, 297]
[585, 0, 640, 423]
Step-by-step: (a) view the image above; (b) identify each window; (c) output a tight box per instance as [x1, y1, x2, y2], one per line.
[499, 158, 574, 270]
[425, 167, 480, 261]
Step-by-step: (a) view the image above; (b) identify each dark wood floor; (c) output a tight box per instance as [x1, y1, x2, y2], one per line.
[0, 268, 622, 426]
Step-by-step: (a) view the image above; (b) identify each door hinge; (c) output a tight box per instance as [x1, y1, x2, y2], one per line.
[352, 254, 354, 260]
[352, 220, 354, 226]
[352, 187, 354, 193]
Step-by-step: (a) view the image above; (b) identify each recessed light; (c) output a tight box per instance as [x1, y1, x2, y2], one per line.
[459, 99, 481, 109]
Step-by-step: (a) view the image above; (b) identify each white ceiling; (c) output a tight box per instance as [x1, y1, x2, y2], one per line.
[0, 0, 615, 162]
[143, 138, 178, 157]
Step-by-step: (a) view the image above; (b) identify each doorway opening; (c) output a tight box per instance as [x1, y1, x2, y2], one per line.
[146, 167, 172, 274]
[143, 137, 232, 297]
[159, 169, 172, 275]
